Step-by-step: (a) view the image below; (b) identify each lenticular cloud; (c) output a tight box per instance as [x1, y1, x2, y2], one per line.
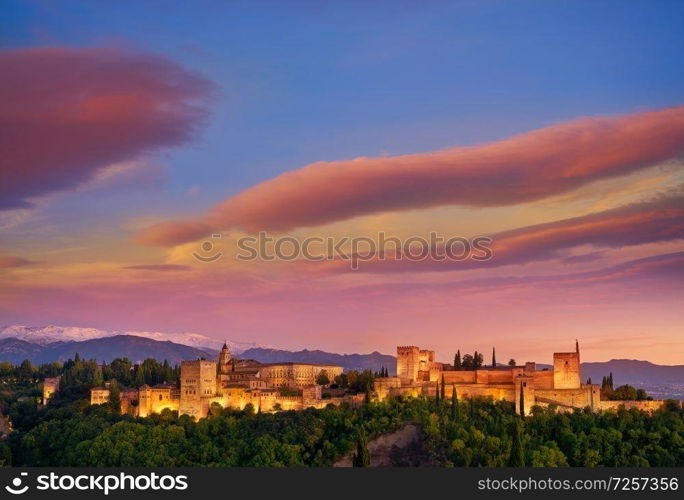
[0, 47, 213, 210]
[138, 105, 684, 246]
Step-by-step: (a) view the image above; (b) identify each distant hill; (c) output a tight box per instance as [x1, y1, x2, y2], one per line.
[0, 335, 217, 365]
[1, 333, 681, 398]
[581, 359, 684, 385]
[240, 348, 396, 374]
[0, 324, 267, 353]
[579, 359, 684, 400]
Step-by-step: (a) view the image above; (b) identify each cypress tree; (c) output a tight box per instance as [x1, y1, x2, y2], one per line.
[108, 379, 121, 414]
[509, 419, 525, 467]
[451, 384, 458, 420]
[364, 382, 372, 405]
[492, 347, 497, 367]
[352, 429, 371, 467]
[454, 350, 461, 371]
[440, 375, 446, 400]
[435, 381, 440, 404]
[519, 381, 525, 417]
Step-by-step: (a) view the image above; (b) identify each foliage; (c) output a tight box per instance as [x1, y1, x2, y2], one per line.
[3, 392, 682, 467]
[1, 356, 682, 467]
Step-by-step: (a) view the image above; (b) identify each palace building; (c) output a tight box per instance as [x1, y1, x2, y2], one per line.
[83, 341, 670, 419]
[375, 342, 668, 414]
[90, 343, 350, 418]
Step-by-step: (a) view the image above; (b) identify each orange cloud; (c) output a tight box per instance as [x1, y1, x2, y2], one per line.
[0, 47, 212, 209]
[0, 256, 33, 268]
[122, 264, 190, 272]
[138, 105, 684, 246]
[308, 193, 684, 274]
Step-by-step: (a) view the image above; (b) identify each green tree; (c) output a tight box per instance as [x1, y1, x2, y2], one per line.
[108, 379, 121, 414]
[352, 429, 370, 467]
[508, 358, 516, 367]
[316, 370, 330, 386]
[363, 382, 372, 405]
[509, 419, 525, 466]
[453, 350, 461, 371]
[491, 347, 496, 367]
[451, 385, 458, 420]
[474, 351, 484, 369]
[610, 385, 640, 401]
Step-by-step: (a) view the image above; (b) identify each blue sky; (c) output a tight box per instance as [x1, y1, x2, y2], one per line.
[4, 0, 684, 206]
[2, 1, 684, 360]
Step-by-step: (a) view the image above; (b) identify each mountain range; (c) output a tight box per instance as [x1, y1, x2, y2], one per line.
[0, 336, 217, 365]
[0, 326, 681, 399]
[0, 325, 265, 353]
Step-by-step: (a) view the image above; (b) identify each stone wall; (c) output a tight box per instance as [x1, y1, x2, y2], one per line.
[597, 399, 675, 412]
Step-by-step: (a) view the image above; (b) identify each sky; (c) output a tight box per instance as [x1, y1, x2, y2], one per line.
[1, 0, 683, 364]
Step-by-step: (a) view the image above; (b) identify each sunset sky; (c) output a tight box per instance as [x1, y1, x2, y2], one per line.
[1, 1, 683, 364]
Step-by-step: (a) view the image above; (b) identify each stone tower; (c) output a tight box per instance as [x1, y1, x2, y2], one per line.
[552, 341, 581, 389]
[219, 341, 232, 374]
[397, 346, 421, 383]
[180, 359, 217, 419]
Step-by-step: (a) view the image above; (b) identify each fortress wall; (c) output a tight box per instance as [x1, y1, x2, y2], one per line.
[532, 370, 554, 389]
[484, 370, 514, 383]
[374, 377, 402, 401]
[597, 400, 669, 412]
[388, 382, 515, 402]
[453, 383, 515, 402]
[442, 371, 477, 384]
[535, 387, 593, 408]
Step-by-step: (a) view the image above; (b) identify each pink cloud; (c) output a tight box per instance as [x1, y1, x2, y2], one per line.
[0, 47, 212, 209]
[2, 251, 682, 362]
[138, 105, 684, 246]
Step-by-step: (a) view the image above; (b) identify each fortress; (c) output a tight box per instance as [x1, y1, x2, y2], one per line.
[84, 341, 669, 418]
[375, 342, 667, 414]
[90, 343, 353, 418]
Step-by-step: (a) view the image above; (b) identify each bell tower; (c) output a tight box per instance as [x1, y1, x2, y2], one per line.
[219, 341, 231, 374]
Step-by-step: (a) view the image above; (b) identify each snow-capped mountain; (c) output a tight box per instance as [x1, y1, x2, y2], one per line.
[0, 325, 267, 354]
